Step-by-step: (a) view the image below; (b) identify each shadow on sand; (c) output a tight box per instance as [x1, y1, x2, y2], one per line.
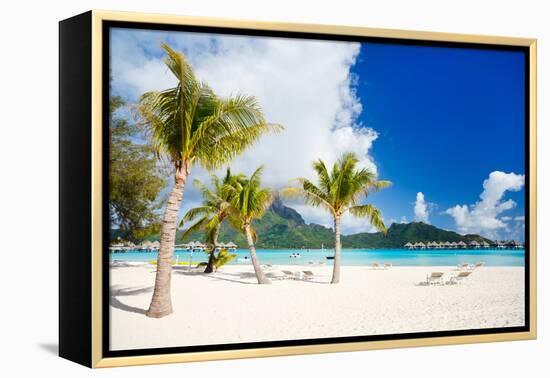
[174, 269, 328, 285]
[110, 286, 152, 315]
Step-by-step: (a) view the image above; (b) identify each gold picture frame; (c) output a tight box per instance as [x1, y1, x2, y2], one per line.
[59, 9, 537, 368]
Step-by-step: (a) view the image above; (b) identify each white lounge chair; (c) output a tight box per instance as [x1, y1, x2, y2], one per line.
[470, 262, 484, 269]
[457, 263, 470, 270]
[447, 271, 472, 285]
[280, 270, 295, 280]
[383, 263, 392, 269]
[371, 263, 381, 269]
[302, 271, 314, 280]
[426, 272, 445, 285]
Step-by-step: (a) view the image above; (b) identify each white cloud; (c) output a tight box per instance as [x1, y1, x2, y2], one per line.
[414, 192, 430, 223]
[514, 216, 525, 222]
[501, 216, 512, 221]
[400, 216, 408, 224]
[112, 30, 380, 234]
[445, 171, 525, 239]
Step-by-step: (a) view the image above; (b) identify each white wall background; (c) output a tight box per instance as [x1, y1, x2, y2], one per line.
[0, 0, 547, 376]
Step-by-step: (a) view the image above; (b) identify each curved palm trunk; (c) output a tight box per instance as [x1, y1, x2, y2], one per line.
[204, 226, 220, 274]
[244, 224, 271, 284]
[146, 165, 188, 318]
[330, 215, 341, 284]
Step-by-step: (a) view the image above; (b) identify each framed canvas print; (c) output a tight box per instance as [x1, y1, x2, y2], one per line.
[59, 10, 537, 368]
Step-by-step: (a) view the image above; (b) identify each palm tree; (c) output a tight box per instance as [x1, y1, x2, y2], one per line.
[284, 152, 391, 284]
[224, 167, 273, 284]
[179, 169, 245, 273]
[137, 43, 282, 318]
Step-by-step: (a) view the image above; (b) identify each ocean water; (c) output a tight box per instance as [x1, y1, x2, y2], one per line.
[110, 248, 525, 266]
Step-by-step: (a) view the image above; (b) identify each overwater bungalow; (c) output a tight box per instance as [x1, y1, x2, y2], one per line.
[109, 243, 125, 253]
[139, 240, 153, 252]
[469, 240, 480, 249]
[416, 241, 426, 249]
[457, 241, 467, 249]
[151, 240, 160, 251]
[193, 241, 206, 251]
[495, 241, 506, 249]
[507, 240, 523, 249]
[443, 241, 452, 249]
[174, 243, 191, 251]
[226, 242, 237, 251]
[404, 242, 413, 250]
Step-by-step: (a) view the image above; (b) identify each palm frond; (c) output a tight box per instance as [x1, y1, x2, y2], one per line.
[136, 43, 282, 172]
[179, 215, 210, 239]
[348, 204, 387, 234]
[179, 206, 216, 226]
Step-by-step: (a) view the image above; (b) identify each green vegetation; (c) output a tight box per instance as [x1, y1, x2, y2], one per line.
[223, 167, 274, 284]
[175, 205, 492, 249]
[180, 170, 246, 273]
[284, 152, 390, 283]
[136, 43, 282, 318]
[148, 260, 207, 266]
[109, 96, 165, 242]
[211, 249, 237, 271]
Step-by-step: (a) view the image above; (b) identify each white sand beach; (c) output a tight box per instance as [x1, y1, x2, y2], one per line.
[109, 263, 525, 351]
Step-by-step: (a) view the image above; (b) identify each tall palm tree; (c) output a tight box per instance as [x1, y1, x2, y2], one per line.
[284, 152, 391, 284]
[137, 43, 282, 318]
[179, 169, 245, 273]
[224, 167, 273, 284]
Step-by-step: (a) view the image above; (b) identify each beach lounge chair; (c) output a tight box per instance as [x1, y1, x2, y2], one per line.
[383, 263, 392, 269]
[302, 271, 314, 280]
[426, 272, 445, 285]
[457, 263, 470, 270]
[280, 270, 295, 280]
[448, 271, 472, 285]
[262, 264, 273, 270]
[470, 262, 484, 269]
[371, 263, 381, 269]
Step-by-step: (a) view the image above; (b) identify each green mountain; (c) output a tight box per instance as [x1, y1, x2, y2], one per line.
[173, 199, 492, 249]
[343, 222, 492, 248]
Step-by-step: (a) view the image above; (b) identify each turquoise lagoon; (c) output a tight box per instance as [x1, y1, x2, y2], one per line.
[110, 248, 525, 267]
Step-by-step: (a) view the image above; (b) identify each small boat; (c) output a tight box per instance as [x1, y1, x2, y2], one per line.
[326, 256, 335, 260]
[289, 252, 301, 258]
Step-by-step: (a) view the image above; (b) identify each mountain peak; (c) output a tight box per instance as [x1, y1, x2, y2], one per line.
[269, 196, 305, 226]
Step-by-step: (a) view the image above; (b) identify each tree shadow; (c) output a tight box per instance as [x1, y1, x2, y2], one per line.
[110, 286, 152, 315]
[173, 270, 255, 285]
[110, 261, 148, 269]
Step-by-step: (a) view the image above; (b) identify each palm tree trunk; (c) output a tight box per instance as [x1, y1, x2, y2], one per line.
[146, 164, 189, 318]
[204, 226, 220, 273]
[330, 215, 342, 284]
[244, 224, 271, 284]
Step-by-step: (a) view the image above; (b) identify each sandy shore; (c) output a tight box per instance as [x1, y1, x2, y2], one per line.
[109, 263, 525, 351]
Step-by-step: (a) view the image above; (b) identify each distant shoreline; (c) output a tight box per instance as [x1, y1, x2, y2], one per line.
[109, 247, 525, 267]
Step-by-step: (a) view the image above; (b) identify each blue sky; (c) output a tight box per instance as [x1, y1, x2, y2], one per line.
[110, 28, 526, 241]
[351, 43, 526, 237]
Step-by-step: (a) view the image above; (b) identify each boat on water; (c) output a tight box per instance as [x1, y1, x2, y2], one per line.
[326, 256, 335, 260]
